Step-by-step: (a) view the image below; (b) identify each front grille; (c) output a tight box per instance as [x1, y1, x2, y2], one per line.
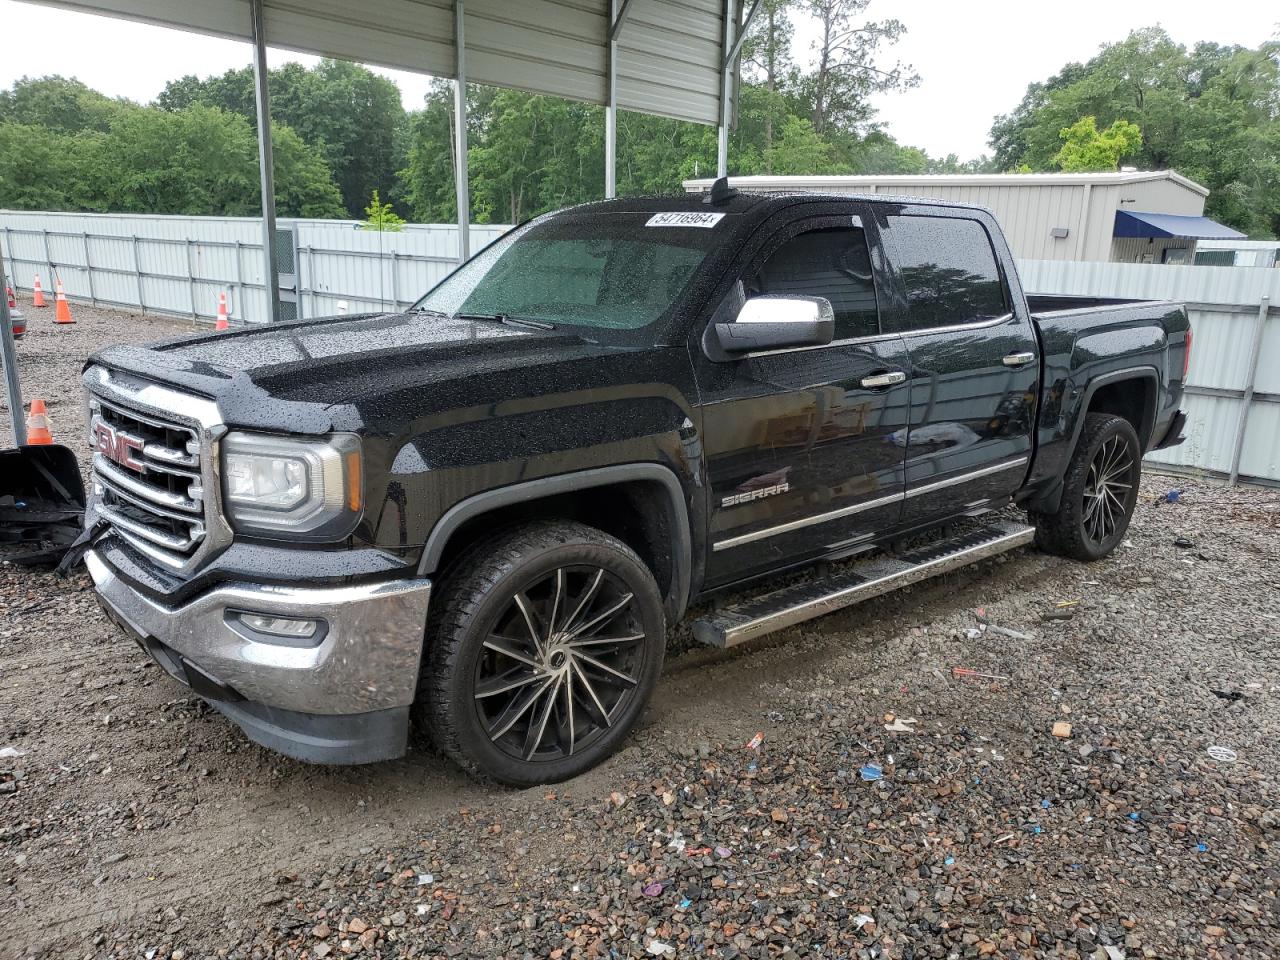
[89, 395, 207, 568]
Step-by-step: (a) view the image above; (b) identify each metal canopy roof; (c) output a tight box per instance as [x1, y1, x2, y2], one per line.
[4, 0, 758, 444]
[26, 0, 731, 126]
[1114, 210, 1246, 241]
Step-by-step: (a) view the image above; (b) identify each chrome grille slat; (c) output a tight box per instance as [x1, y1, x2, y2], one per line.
[98, 503, 199, 552]
[93, 455, 202, 514]
[87, 380, 210, 568]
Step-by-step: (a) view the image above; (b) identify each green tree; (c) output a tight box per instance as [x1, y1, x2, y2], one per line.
[802, 0, 917, 136]
[361, 188, 405, 230]
[1052, 116, 1142, 171]
[989, 27, 1280, 236]
[159, 60, 406, 217]
[0, 76, 124, 133]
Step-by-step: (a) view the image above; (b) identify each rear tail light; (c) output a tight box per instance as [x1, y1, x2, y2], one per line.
[1183, 327, 1193, 381]
[5, 286, 13, 309]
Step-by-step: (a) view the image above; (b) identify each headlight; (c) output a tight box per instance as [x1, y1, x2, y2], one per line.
[221, 432, 362, 540]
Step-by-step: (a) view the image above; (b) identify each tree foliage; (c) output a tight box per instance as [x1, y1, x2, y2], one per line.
[362, 189, 405, 231]
[0, 78, 344, 218]
[990, 27, 1280, 236]
[159, 60, 406, 218]
[1052, 116, 1143, 171]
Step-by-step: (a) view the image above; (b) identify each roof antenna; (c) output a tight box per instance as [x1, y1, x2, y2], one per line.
[704, 176, 738, 205]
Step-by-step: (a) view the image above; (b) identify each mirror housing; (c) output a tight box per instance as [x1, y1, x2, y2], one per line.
[712, 295, 835, 355]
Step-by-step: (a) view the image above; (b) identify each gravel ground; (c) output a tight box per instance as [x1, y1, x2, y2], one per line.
[3, 301, 1279, 960]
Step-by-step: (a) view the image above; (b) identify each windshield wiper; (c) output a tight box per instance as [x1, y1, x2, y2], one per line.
[454, 312, 556, 331]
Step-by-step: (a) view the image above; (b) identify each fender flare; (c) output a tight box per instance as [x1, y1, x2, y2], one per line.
[1027, 366, 1159, 515]
[1067, 366, 1159, 453]
[416, 463, 692, 620]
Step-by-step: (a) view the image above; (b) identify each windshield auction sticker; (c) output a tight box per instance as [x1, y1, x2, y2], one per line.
[645, 212, 725, 228]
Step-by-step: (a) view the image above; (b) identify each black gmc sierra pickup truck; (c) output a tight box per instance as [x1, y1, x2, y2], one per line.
[80, 184, 1189, 785]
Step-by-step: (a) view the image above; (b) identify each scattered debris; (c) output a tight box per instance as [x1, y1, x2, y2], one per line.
[883, 716, 918, 733]
[1052, 721, 1073, 739]
[951, 666, 1011, 683]
[1209, 688, 1243, 703]
[0, 746, 26, 759]
[642, 881, 664, 897]
[1163, 488, 1182, 503]
[745, 732, 764, 751]
[646, 939, 675, 957]
[853, 914, 875, 930]
[1207, 745, 1238, 763]
[985, 624, 1033, 641]
[859, 763, 884, 782]
[1174, 536, 1195, 549]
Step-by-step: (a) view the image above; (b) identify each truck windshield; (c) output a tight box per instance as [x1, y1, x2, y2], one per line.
[411, 212, 726, 336]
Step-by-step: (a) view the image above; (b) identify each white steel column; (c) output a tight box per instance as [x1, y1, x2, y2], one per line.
[716, 0, 736, 177]
[249, 0, 282, 323]
[0, 236, 24, 445]
[716, 0, 759, 178]
[454, 0, 471, 263]
[605, 0, 634, 199]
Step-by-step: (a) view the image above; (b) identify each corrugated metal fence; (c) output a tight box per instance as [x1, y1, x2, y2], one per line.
[1019, 259, 1280, 486]
[2, 211, 1277, 485]
[0, 210, 508, 325]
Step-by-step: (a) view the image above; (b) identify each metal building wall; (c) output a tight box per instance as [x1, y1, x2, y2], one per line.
[684, 174, 1211, 263]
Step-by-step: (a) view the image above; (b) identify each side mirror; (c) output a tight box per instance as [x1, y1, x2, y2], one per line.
[712, 295, 835, 355]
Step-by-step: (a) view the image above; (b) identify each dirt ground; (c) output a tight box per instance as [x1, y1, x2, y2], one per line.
[2, 299, 1279, 959]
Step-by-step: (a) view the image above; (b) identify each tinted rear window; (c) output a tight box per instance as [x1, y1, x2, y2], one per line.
[883, 216, 1008, 332]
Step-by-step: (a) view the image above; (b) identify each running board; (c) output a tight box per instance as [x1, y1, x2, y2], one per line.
[692, 518, 1036, 648]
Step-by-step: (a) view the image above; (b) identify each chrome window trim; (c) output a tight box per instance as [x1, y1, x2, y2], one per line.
[712, 457, 1029, 552]
[895, 311, 1018, 340]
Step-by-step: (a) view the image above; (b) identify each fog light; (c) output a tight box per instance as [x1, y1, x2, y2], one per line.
[237, 613, 319, 640]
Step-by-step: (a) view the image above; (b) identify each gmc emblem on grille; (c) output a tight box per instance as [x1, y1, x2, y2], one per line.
[94, 421, 146, 473]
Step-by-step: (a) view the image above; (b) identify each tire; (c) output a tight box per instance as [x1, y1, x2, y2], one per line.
[415, 520, 666, 786]
[1033, 413, 1141, 562]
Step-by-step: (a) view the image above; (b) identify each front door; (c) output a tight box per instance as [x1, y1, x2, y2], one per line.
[695, 211, 911, 588]
[874, 209, 1039, 525]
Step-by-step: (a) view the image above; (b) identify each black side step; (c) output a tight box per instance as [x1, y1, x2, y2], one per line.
[692, 519, 1035, 648]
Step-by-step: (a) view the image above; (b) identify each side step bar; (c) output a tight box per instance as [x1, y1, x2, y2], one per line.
[692, 518, 1036, 648]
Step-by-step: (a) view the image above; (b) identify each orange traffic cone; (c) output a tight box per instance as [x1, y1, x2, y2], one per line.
[32, 274, 46, 307]
[54, 279, 74, 324]
[215, 291, 230, 331]
[26, 399, 54, 445]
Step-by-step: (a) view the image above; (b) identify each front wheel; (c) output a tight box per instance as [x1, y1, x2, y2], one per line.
[416, 521, 665, 786]
[1033, 413, 1141, 562]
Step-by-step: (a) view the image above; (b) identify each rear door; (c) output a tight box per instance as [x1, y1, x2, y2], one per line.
[694, 206, 911, 588]
[874, 208, 1038, 524]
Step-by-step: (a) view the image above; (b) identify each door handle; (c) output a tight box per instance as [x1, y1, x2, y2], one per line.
[860, 371, 906, 389]
[1002, 351, 1036, 368]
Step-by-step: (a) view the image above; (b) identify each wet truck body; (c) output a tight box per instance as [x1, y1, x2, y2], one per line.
[80, 189, 1188, 782]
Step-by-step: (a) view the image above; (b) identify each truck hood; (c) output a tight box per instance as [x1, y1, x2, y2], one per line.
[88, 311, 637, 434]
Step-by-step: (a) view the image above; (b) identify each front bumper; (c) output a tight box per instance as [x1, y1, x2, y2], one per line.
[86, 549, 432, 764]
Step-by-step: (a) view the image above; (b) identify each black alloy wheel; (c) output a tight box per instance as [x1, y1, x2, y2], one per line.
[1032, 413, 1141, 562]
[1081, 432, 1137, 548]
[417, 521, 665, 786]
[474, 565, 647, 763]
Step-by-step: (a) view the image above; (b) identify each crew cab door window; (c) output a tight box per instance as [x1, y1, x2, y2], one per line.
[881, 216, 1008, 333]
[748, 226, 880, 340]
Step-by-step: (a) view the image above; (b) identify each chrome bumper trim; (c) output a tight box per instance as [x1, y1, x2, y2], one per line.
[86, 550, 432, 715]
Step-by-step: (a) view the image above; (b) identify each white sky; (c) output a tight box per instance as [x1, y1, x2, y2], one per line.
[0, 1, 1275, 160]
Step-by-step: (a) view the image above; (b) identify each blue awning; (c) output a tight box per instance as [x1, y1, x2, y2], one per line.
[1114, 210, 1246, 240]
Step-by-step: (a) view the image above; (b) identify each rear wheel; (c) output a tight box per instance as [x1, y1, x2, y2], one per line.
[1033, 413, 1141, 561]
[416, 521, 665, 786]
